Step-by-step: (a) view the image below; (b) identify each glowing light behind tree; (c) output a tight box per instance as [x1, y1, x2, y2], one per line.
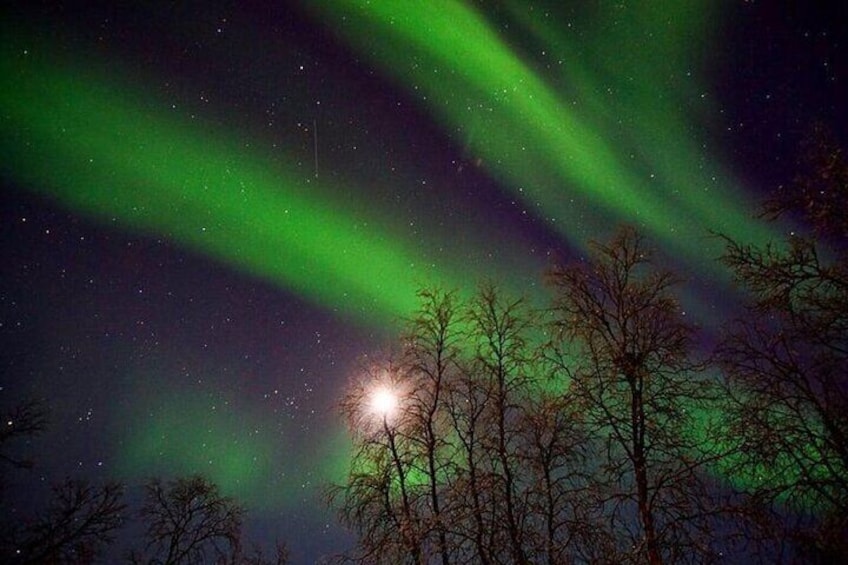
[369, 386, 399, 420]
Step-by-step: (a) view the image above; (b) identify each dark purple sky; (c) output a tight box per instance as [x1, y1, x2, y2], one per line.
[1, 1, 845, 561]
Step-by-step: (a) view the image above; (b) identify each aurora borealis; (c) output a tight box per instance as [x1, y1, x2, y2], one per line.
[0, 32, 533, 326]
[308, 0, 777, 266]
[1, 1, 845, 561]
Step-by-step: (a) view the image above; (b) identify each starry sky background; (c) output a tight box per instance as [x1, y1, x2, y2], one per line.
[0, 1, 845, 562]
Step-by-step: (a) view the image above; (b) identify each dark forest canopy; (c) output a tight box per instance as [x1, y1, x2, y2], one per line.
[331, 139, 848, 564]
[2, 137, 846, 563]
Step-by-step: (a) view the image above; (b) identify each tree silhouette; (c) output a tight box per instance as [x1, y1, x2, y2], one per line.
[1, 401, 127, 564]
[0, 400, 48, 472]
[465, 284, 536, 565]
[331, 286, 594, 563]
[401, 288, 462, 565]
[717, 131, 848, 560]
[516, 391, 599, 564]
[332, 231, 745, 563]
[131, 474, 245, 565]
[0, 395, 285, 563]
[2, 479, 125, 564]
[332, 356, 425, 564]
[547, 226, 723, 564]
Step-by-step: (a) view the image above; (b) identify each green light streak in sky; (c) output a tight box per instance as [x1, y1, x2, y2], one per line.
[116, 385, 282, 508]
[310, 0, 778, 271]
[0, 36, 520, 329]
[0, 28, 545, 508]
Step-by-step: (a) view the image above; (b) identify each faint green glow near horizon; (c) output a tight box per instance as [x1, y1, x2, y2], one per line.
[118, 395, 276, 504]
[0, 37, 527, 330]
[309, 0, 779, 274]
[0, 30, 545, 509]
[0, 2, 810, 514]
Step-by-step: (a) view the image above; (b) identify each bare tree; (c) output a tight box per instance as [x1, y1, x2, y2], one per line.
[2, 479, 125, 564]
[0, 400, 48, 471]
[338, 282, 711, 564]
[400, 289, 462, 565]
[442, 342, 495, 564]
[465, 284, 536, 565]
[1, 401, 283, 564]
[1, 401, 126, 564]
[547, 226, 722, 564]
[331, 357, 425, 564]
[717, 131, 848, 561]
[131, 475, 244, 565]
[331, 284, 629, 563]
[763, 124, 848, 244]
[517, 391, 599, 564]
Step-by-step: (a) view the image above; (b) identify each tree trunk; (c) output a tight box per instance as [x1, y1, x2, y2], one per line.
[631, 375, 662, 565]
[387, 421, 423, 565]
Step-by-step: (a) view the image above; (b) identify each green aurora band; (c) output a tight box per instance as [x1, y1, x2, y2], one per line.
[118, 390, 276, 506]
[114, 368, 353, 508]
[0, 3, 802, 508]
[302, 0, 802, 497]
[309, 0, 780, 272]
[0, 29, 537, 501]
[0, 35, 534, 331]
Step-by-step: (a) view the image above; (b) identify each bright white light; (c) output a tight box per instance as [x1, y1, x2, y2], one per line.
[370, 387, 398, 417]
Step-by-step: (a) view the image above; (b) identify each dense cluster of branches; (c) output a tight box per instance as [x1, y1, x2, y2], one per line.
[2, 478, 125, 564]
[0, 403, 287, 565]
[0, 400, 48, 474]
[332, 136, 848, 563]
[0, 471, 287, 565]
[716, 129, 848, 560]
[333, 231, 727, 564]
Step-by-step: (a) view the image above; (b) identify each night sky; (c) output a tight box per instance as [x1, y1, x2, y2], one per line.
[1, 1, 845, 562]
